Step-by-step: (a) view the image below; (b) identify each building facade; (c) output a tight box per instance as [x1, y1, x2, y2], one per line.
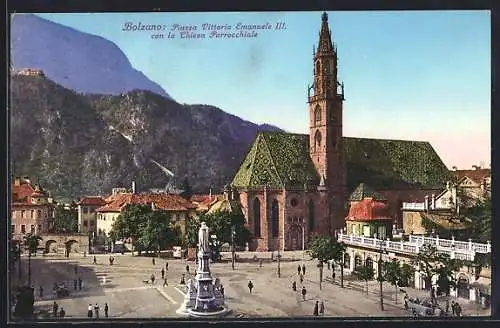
[230, 13, 451, 252]
[11, 176, 55, 240]
[77, 196, 107, 234]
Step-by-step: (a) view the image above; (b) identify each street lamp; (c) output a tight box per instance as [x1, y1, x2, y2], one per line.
[297, 220, 305, 262]
[231, 226, 236, 270]
[277, 232, 281, 278]
[376, 237, 388, 312]
[318, 261, 324, 290]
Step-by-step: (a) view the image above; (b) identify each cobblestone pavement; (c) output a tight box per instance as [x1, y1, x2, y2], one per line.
[15, 251, 489, 319]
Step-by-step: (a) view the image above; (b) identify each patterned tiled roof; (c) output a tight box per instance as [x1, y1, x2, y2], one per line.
[349, 183, 386, 201]
[96, 193, 197, 213]
[452, 168, 491, 185]
[232, 132, 451, 191]
[346, 198, 391, 222]
[78, 196, 107, 206]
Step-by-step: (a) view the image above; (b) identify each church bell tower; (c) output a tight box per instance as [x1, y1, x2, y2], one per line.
[307, 12, 346, 233]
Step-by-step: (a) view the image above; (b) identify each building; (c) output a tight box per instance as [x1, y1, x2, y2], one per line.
[345, 184, 393, 239]
[190, 193, 222, 213]
[77, 196, 107, 234]
[230, 13, 450, 252]
[11, 176, 55, 239]
[95, 192, 198, 237]
[16, 68, 45, 76]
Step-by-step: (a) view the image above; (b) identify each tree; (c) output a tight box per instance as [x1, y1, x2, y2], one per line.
[307, 235, 347, 287]
[52, 202, 78, 233]
[23, 233, 42, 287]
[354, 265, 375, 295]
[184, 210, 252, 258]
[463, 196, 491, 243]
[411, 244, 463, 299]
[383, 259, 414, 304]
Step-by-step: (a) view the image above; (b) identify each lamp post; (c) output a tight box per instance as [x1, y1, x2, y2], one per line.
[231, 226, 235, 270]
[377, 238, 387, 311]
[318, 261, 324, 290]
[298, 221, 305, 262]
[277, 232, 281, 278]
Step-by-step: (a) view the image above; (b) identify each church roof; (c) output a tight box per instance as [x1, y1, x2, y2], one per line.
[232, 132, 451, 191]
[349, 183, 386, 201]
[231, 132, 320, 188]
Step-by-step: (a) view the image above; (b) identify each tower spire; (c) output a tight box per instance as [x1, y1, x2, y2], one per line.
[317, 12, 334, 54]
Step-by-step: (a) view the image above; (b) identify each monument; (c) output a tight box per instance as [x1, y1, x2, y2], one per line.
[176, 222, 229, 317]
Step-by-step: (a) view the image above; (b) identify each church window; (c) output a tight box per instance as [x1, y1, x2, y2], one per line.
[314, 105, 321, 125]
[290, 198, 298, 207]
[271, 199, 279, 237]
[253, 198, 261, 237]
[308, 199, 315, 231]
[314, 130, 322, 152]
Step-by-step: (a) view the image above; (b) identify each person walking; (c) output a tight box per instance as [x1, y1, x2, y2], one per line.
[150, 274, 155, 285]
[78, 277, 82, 291]
[451, 301, 456, 316]
[302, 264, 306, 275]
[94, 303, 100, 319]
[180, 274, 186, 285]
[248, 280, 254, 294]
[455, 303, 462, 317]
[297, 265, 301, 276]
[319, 301, 325, 316]
[93, 256, 97, 265]
[74, 279, 78, 291]
[165, 262, 169, 271]
[292, 281, 297, 291]
[59, 307, 66, 318]
[445, 299, 450, 314]
[87, 304, 93, 318]
[163, 277, 168, 287]
[152, 258, 155, 265]
[39, 285, 44, 298]
[300, 274, 304, 284]
[161, 268, 165, 279]
[332, 271, 336, 283]
[186, 264, 190, 273]
[313, 301, 319, 316]
[104, 303, 109, 318]
[53, 301, 59, 317]
[301, 286, 307, 301]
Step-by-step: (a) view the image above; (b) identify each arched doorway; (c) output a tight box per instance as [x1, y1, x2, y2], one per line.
[343, 253, 350, 269]
[45, 240, 57, 254]
[65, 240, 79, 256]
[365, 257, 374, 270]
[457, 274, 470, 299]
[287, 224, 301, 251]
[354, 255, 362, 270]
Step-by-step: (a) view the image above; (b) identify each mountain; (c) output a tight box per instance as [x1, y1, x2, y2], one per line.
[10, 74, 281, 198]
[10, 14, 172, 99]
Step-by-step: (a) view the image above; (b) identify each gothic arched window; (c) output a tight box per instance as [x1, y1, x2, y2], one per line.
[314, 130, 322, 152]
[253, 198, 261, 237]
[308, 199, 315, 232]
[314, 105, 321, 125]
[271, 199, 279, 237]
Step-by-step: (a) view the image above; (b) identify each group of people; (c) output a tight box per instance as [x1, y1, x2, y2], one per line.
[404, 293, 463, 317]
[87, 302, 109, 318]
[313, 300, 326, 316]
[52, 301, 65, 318]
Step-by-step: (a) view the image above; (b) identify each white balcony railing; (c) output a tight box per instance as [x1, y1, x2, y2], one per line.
[409, 235, 491, 254]
[337, 233, 483, 262]
[401, 202, 426, 210]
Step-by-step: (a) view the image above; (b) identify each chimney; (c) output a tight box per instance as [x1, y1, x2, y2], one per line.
[424, 195, 429, 210]
[431, 194, 436, 210]
[451, 166, 457, 171]
[132, 181, 136, 194]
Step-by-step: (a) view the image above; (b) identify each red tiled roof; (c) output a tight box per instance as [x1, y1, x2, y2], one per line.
[452, 168, 491, 184]
[78, 196, 107, 206]
[347, 198, 392, 222]
[96, 193, 197, 213]
[11, 178, 48, 205]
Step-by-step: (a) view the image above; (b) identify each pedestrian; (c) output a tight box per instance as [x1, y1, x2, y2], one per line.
[301, 286, 307, 300]
[297, 265, 301, 276]
[259, 259, 263, 268]
[165, 262, 169, 271]
[150, 274, 155, 284]
[319, 301, 325, 316]
[104, 302, 109, 318]
[109, 256, 112, 265]
[220, 284, 225, 297]
[313, 300, 319, 316]
[451, 301, 456, 316]
[152, 258, 155, 265]
[180, 274, 186, 285]
[186, 264, 190, 273]
[248, 280, 254, 293]
[292, 281, 297, 291]
[445, 299, 450, 314]
[59, 307, 66, 318]
[39, 285, 44, 298]
[327, 261, 331, 270]
[302, 264, 306, 275]
[455, 303, 462, 317]
[163, 277, 168, 287]
[300, 274, 304, 284]
[93, 256, 97, 265]
[53, 301, 59, 317]
[78, 277, 82, 291]
[332, 271, 336, 282]
[74, 279, 78, 291]
[87, 304, 93, 318]
[161, 268, 165, 279]
[94, 303, 100, 319]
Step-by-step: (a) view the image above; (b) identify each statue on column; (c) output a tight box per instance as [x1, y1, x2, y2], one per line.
[198, 222, 210, 253]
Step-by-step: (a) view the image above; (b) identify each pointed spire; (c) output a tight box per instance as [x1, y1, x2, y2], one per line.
[317, 12, 334, 54]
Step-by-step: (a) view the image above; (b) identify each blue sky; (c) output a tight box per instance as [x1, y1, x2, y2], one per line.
[36, 11, 491, 169]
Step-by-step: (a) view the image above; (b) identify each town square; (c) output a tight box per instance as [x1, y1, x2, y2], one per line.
[9, 10, 490, 320]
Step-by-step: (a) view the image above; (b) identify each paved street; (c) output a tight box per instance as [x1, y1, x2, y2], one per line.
[11, 251, 489, 319]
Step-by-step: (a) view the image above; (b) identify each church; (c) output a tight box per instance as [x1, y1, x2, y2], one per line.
[230, 12, 451, 252]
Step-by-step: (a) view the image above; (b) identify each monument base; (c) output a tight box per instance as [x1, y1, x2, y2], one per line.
[187, 307, 231, 318]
